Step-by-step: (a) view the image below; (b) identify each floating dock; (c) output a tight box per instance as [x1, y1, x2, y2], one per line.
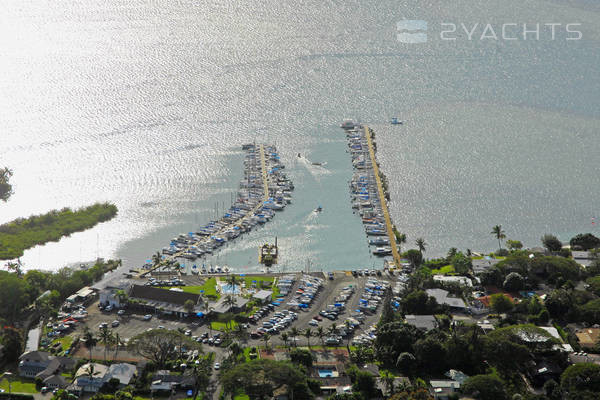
[140, 144, 293, 277]
[342, 122, 401, 268]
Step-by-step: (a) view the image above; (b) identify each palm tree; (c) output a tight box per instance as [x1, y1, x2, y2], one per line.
[491, 225, 506, 250]
[344, 321, 352, 351]
[397, 233, 407, 253]
[227, 274, 238, 289]
[98, 326, 114, 362]
[281, 332, 290, 351]
[415, 238, 427, 255]
[224, 295, 237, 329]
[83, 327, 97, 360]
[327, 324, 339, 338]
[85, 363, 97, 387]
[316, 327, 325, 347]
[304, 328, 312, 349]
[262, 333, 271, 351]
[380, 371, 395, 396]
[152, 251, 162, 268]
[228, 341, 242, 359]
[290, 327, 299, 348]
[113, 333, 123, 361]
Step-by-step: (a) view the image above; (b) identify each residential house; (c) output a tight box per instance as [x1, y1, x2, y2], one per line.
[426, 289, 468, 311]
[576, 328, 600, 349]
[433, 275, 473, 287]
[150, 370, 194, 392]
[35, 356, 76, 380]
[71, 362, 110, 393]
[472, 258, 501, 275]
[18, 351, 74, 379]
[375, 376, 411, 397]
[105, 363, 137, 388]
[405, 315, 438, 331]
[572, 251, 596, 268]
[43, 375, 68, 390]
[429, 380, 461, 400]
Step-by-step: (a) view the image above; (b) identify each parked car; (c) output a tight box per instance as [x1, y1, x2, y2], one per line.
[111, 320, 120, 327]
[214, 362, 220, 370]
[117, 310, 126, 316]
[143, 314, 152, 320]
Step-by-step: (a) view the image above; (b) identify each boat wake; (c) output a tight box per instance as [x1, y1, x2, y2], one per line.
[297, 155, 331, 176]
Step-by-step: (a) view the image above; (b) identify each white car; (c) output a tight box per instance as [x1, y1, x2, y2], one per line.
[117, 310, 126, 316]
[143, 314, 152, 320]
[309, 320, 319, 326]
[111, 320, 120, 327]
[214, 362, 220, 370]
[158, 325, 165, 329]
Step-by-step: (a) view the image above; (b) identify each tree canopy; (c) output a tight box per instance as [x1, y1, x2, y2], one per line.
[221, 359, 314, 400]
[0, 167, 12, 202]
[128, 328, 201, 367]
[0, 202, 118, 259]
[462, 374, 507, 400]
[560, 363, 600, 398]
[570, 233, 600, 251]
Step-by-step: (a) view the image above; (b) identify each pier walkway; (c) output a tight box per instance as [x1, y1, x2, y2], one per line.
[259, 144, 269, 202]
[140, 145, 272, 278]
[364, 125, 401, 268]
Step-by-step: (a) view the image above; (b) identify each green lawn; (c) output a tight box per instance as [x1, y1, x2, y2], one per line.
[159, 277, 220, 299]
[0, 376, 38, 393]
[430, 265, 455, 275]
[240, 276, 279, 299]
[160, 275, 281, 301]
[234, 394, 250, 400]
[243, 347, 260, 362]
[53, 335, 74, 352]
[211, 320, 238, 331]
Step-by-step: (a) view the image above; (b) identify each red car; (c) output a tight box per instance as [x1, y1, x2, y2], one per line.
[314, 315, 323, 321]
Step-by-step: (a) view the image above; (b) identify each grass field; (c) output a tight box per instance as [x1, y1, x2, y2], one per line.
[430, 265, 455, 275]
[159, 277, 220, 299]
[211, 320, 238, 331]
[53, 335, 74, 352]
[240, 276, 279, 299]
[0, 376, 38, 393]
[159, 275, 282, 302]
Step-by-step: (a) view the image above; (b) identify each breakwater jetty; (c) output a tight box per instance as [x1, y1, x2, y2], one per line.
[342, 121, 401, 267]
[140, 144, 293, 277]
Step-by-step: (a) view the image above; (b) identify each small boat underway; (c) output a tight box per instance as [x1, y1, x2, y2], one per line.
[390, 117, 404, 125]
[315, 206, 323, 213]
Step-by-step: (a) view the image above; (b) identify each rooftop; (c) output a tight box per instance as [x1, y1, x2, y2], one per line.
[405, 315, 437, 331]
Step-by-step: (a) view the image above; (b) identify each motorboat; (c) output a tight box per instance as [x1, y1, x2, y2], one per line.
[315, 206, 323, 213]
[369, 238, 390, 246]
[390, 117, 404, 125]
[373, 247, 392, 256]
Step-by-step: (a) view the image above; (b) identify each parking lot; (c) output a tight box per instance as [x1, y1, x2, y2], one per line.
[57, 269, 396, 352]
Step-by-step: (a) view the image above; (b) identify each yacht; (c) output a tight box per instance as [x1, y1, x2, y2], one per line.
[373, 247, 392, 256]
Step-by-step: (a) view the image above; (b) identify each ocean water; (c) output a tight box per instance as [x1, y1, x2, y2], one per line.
[1, 0, 599, 271]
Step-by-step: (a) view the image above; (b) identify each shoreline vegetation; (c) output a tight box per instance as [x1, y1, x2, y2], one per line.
[0, 202, 118, 260]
